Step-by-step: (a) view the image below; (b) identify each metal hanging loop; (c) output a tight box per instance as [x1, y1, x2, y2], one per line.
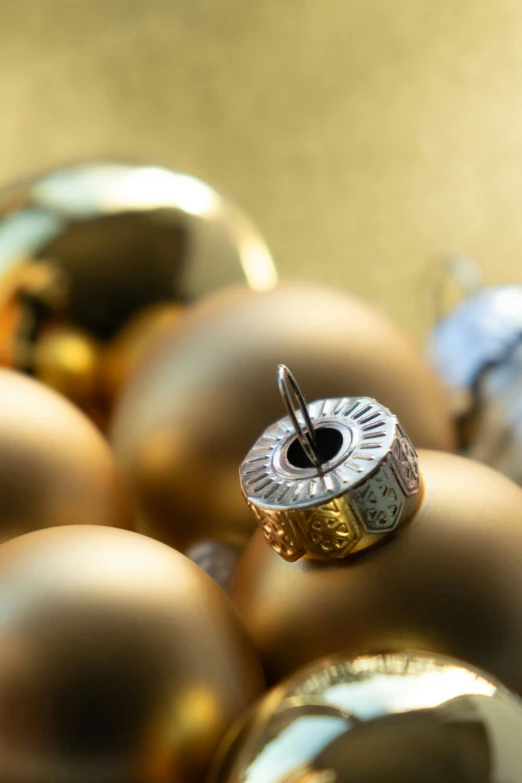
[277, 364, 323, 468]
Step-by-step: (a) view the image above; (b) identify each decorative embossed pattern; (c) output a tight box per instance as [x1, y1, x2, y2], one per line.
[389, 423, 420, 495]
[296, 498, 361, 558]
[241, 397, 420, 560]
[246, 501, 306, 562]
[351, 463, 405, 533]
[240, 397, 396, 510]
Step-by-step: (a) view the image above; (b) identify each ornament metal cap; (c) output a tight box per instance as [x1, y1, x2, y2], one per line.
[240, 365, 423, 562]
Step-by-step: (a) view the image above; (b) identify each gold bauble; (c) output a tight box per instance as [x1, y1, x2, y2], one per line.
[0, 162, 277, 421]
[233, 448, 522, 694]
[34, 325, 101, 409]
[0, 368, 130, 542]
[111, 282, 455, 555]
[211, 651, 522, 783]
[0, 525, 264, 783]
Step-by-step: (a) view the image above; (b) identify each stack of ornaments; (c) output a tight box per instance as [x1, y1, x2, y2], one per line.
[0, 162, 518, 783]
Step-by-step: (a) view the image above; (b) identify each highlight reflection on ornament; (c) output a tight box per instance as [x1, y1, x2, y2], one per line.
[0, 162, 277, 423]
[211, 651, 522, 783]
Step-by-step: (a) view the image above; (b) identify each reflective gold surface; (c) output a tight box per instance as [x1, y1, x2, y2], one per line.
[232, 449, 522, 694]
[211, 651, 522, 783]
[0, 525, 265, 783]
[0, 162, 276, 422]
[111, 282, 454, 555]
[34, 325, 101, 410]
[0, 368, 130, 542]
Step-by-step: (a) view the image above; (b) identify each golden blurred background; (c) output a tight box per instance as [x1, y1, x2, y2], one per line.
[1, 0, 522, 339]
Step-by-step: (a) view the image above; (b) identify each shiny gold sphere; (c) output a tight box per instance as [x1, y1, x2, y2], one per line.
[34, 325, 101, 409]
[0, 525, 265, 783]
[111, 283, 455, 554]
[211, 651, 522, 783]
[232, 449, 522, 695]
[0, 162, 277, 423]
[0, 368, 130, 542]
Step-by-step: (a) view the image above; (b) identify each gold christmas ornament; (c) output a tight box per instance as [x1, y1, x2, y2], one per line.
[0, 525, 265, 783]
[33, 325, 101, 410]
[111, 282, 454, 561]
[211, 651, 522, 783]
[0, 162, 277, 422]
[0, 368, 130, 542]
[233, 368, 522, 693]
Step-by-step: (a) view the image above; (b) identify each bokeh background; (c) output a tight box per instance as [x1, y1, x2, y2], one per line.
[1, 0, 522, 339]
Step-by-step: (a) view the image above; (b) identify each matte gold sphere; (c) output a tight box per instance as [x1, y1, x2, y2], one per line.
[232, 449, 522, 694]
[211, 651, 522, 783]
[0, 525, 265, 783]
[111, 283, 455, 554]
[0, 368, 130, 542]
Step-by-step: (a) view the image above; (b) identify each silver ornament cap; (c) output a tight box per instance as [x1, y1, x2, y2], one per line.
[240, 366, 422, 562]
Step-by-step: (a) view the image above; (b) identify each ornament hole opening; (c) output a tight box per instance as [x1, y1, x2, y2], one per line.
[287, 427, 343, 469]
